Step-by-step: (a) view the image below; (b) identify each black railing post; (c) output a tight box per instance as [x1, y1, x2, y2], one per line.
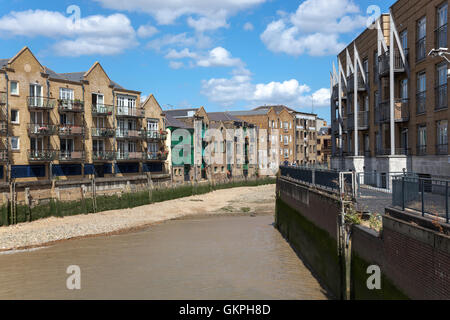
[421, 179, 425, 217]
[446, 181, 449, 224]
[402, 176, 405, 211]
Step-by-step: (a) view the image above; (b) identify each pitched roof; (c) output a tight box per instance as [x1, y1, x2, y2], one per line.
[229, 109, 269, 116]
[207, 112, 241, 122]
[165, 113, 192, 129]
[0, 59, 9, 68]
[164, 108, 199, 118]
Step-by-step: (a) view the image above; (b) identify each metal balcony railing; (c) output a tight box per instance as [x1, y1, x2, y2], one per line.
[346, 111, 369, 130]
[436, 143, 448, 155]
[435, 24, 448, 49]
[143, 130, 168, 141]
[28, 123, 58, 136]
[378, 49, 408, 76]
[59, 150, 85, 161]
[435, 84, 448, 110]
[417, 145, 427, 156]
[58, 99, 84, 112]
[116, 151, 143, 161]
[0, 121, 6, 135]
[116, 107, 145, 118]
[92, 150, 115, 161]
[92, 104, 114, 116]
[379, 99, 410, 123]
[143, 152, 168, 161]
[376, 148, 410, 156]
[416, 92, 426, 114]
[416, 37, 426, 62]
[347, 74, 366, 92]
[91, 127, 115, 138]
[116, 128, 144, 139]
[0, 92, 6, 105]
[0, 149, 7, 162]
[58, 125, 85, 136]
[28, 149, 58, 161]
[27, 96, 55, 110]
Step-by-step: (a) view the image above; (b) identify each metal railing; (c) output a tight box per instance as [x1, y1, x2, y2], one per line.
[58, 125, 85, 136]
[58, 99, 84, 112]
[0, 91, 6, 105]
[91, 127, 115, 138]
[378, 99, 410, 123]
[92, 150, 115, 161]
[435, 24, 448, 49]
[347, 73, 366, 92]
[436, 143, 448, 155]
[357, 171, 407, 193]
[417, 145, 427, 156]
[28, 123, 58, 136]
[392, 175, 449, 223]
[143, 130, 168, 140]
[116, 107, 145, 118]
[92, 104, 114, 115]
[143, 152, 168, 161]
[28, 149, 58, 161]
[416, 92, 426, 114]
[116, 151, 143, 161]
[0, 149, 7, 162]
[116, 128, 144, 139]
[378, 49, 408, 76]
[375, 148, 410, 156]
[416, 37, 426, 62]
[27, 96, 55, 110]
[435, 84, 448, 110]
[59, 150, 85, 161]
[347, 111, 369, 130]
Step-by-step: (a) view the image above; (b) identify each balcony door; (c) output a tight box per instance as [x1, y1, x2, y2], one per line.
[401, 128, 408, 153]
[438, 3, 448, 48]
[60, 113, 74, 126]
[92, 93, 104, 107]
[60, 139, 74, 157]
[29, 84, 43, 107]
[94, 117, 105, 128]
[147, 119, 158, 131]
[93, 139, 104, 153]
[30, 137, 44, 151]
[30, 111, 44, 135]
[60, 88, 74, 109]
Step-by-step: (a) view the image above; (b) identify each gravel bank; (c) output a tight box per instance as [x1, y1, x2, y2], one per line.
[0, 184, 275, 252]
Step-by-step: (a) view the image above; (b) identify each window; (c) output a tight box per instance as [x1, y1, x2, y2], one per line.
[60, 88, 74, 100]
[10, 137, 19, 151]
[148, 142, 158, 153]
[437, 120, 448, 155]
[400, 30, 408, 51]
[417, 125, 427, 155]
[416, 17, 426, 61]
[437, 3, 448, 48]
[416, 72, 426, 114]
[436, 62, 448, 110]
[10, 81, 19, 95]
[400, 79, 408, 100]
[11, 109, 19, 124]
[147, 119, 158, 131]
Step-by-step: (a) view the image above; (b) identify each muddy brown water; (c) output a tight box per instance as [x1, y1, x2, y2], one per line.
[0, 214, 329, 299]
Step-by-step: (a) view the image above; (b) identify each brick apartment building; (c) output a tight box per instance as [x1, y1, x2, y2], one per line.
[165, 107, 257, 182]
[317, 127, 332, 167]
[0, 47, 168, 182]
[231, 105, 318, 166]
[331, 0, 450, 177]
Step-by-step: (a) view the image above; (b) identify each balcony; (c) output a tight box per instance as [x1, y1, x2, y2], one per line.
[436, 144, 448, 155]
[28, 123, 58, 136]
[435, 84, 448, 110]
[0, 92, 6, 105]
[417, 145, 427, 156]
[116, 128, 144, 139]
[347, 111, 369, 130]
[332, 85, 338, 101]
[0, 149, 7, 162]
[116, 151, 143, 161]
[116, 107, 145, 118]
[416, 38, 426, 62]
[28, 149, 58, 162]
[143, 151, 168, 161]
[378, 49, 408, 77]
[59, 150, 85, 162]
[28, 96, 55, 110]
[58, 99, 84, 113]
[92, 104, 114, 116]
[58, 125, 85, 137]
[92, 150, 115, 162]
[347, 73, 366, 92]
[143, 130, 168, 141]
[416, 92, 426, 114]
[91, 127, 115, 138]
[435, 24, 448, 49]
[379, 99, 410, 123]
[376, 148, 410, 156]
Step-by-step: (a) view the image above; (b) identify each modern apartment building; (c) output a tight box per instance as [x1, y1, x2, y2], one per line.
[0, 47, 168, 182]
[331, 0, 450, 177]
[165, 108, 257, 182]
[231, 105, 318, 166]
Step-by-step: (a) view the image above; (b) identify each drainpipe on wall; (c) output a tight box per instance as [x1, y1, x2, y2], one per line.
[4, 72, 9, 183]
[112, 90, 117, 176]
[47, 79, 53, 181]
[81, 83, 85, 178]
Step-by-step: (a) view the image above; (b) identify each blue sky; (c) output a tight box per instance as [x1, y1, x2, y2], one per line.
[0, 0, 393, 122]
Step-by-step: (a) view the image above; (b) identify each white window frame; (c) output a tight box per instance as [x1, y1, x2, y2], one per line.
[10, 137, 19, 151]
[11, 109, 19, 124]
[10, 81, 19, 95]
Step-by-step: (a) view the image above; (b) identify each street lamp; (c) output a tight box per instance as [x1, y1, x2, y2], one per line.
[428, 47, 450, 77]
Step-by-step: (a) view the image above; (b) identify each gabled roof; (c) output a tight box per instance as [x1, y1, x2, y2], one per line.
[207, 112, 241, 122]
[0, 59, 9, 68]
[229, 109, 269, 116]
[165, 113, 192, 129]
[165, 108, 200, 118]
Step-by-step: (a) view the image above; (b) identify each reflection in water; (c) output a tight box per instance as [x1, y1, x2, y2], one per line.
[0, 214, 328, 299]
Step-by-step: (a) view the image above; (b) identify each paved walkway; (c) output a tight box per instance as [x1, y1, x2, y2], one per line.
[356, 187, 392, 215]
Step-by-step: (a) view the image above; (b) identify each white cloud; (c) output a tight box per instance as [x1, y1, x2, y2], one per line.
[187, 10, 229, 32]
[0, 10, 137, 56]
[261, 0, 367, 56]
[243, 22, 254, 31]
[169, 61, 184, 69]
[201, 68, 329, 108]
[137, 25, 158, 38]
[147, 32, 212, 51]
[196, 47, 242, 68]
[165, 48, 198, 60]
[94, 0, 266, 28]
